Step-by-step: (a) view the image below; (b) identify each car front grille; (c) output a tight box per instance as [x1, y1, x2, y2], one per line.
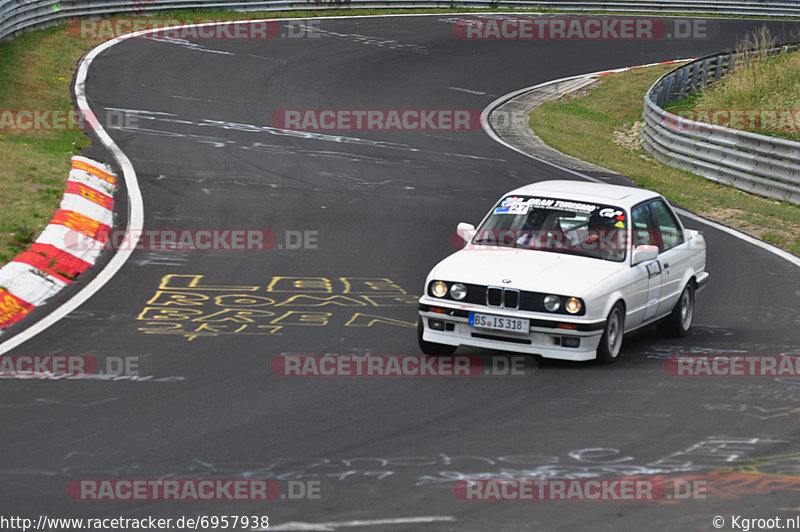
[485, 287, 520, 309]
[460, 283, 543, 312]
[486, 287, 503, 307]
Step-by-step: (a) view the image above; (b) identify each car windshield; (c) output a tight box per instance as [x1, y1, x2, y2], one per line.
[472, 195, 628, 262]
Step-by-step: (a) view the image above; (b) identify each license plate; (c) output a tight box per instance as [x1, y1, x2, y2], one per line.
[469, 312, 529, 333]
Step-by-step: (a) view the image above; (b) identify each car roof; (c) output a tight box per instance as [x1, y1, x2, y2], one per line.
[504, 180, 660, 208]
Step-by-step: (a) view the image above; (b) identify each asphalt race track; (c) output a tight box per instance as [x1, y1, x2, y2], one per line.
[2, 14, 800, 531]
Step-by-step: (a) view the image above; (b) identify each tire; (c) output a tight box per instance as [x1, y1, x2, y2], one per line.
[596, 302, 625, 364]
[417, 319, 457, 357]
[658, 283, 695, 338]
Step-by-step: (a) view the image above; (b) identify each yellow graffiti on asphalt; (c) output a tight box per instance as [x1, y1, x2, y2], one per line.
[137, 275, 417, 340]
[726, 451, 800, 478]
[723, 451, 800, 510]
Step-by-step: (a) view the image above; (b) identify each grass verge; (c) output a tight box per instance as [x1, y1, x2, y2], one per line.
[0, 25, 100, 264]
[530, 63, 800, 256]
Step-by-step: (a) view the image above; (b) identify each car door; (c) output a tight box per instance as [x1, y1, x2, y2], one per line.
[647, 199, 689, 317]
[629, 203, 663, 324]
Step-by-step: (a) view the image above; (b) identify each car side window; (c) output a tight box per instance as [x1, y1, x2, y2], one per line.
[630, 203, 660, 249]
[648, 199, 684, 251]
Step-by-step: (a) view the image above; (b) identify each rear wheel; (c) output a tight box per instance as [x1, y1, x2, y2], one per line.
[596, 302, 625, 364]
[658, 283, 695, 338]
[417, 319, 457, 356]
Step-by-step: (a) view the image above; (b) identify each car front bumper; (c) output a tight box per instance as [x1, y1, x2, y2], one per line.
[418, 301, 605, 362]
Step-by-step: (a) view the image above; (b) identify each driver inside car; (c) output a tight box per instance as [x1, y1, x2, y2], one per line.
[581, 213, 624, 260]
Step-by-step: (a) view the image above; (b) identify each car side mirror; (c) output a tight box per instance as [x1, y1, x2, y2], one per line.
[631, 245, 659, 266]
[456, 222, 476, 243]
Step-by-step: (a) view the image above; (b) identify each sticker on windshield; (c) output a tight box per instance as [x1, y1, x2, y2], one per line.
[599, 208, 624, 218]
[549, 200, 597, 214]
[494, 203, 529, 215]
[494, 196, 529, 215]
[525, 197, 597, 214]
[494, 196, 601, 215]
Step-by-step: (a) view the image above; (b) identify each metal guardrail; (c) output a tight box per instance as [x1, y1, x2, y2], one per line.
[2, 1, 800, 42]
[642, 44, 800, 205]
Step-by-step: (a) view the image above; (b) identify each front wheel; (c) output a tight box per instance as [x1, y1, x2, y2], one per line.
[596, 302, 625, 364]
[658, 283, 695, 338]
[417, 319, 456, 357]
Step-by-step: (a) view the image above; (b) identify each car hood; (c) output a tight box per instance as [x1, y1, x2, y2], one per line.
[429, 248, 621, 296]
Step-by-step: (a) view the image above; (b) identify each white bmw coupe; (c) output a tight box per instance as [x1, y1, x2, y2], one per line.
[418, 180, 708, 363]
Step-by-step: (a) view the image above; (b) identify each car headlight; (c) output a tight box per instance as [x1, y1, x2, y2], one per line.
[450, 283, 467, 301]
[565, 297, 582, 314]
[543, 295, 561, 312]
[431, 281, 448, 298]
